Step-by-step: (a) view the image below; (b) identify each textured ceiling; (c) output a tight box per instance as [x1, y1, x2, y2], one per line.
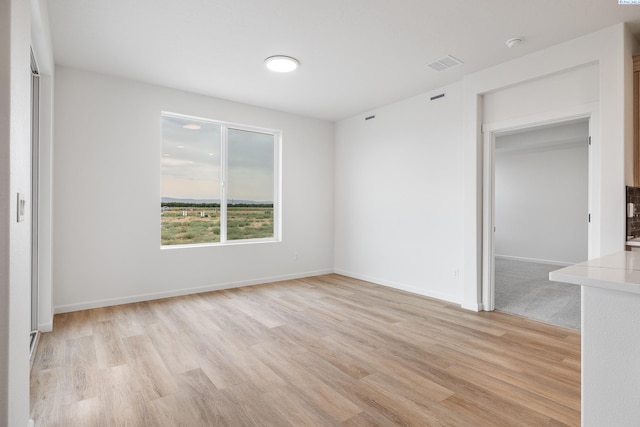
[47, 0, 640, 121]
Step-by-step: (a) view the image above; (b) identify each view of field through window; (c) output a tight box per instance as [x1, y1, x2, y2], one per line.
[161, 113, 276, 246]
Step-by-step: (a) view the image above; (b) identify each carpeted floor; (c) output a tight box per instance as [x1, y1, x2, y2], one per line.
[494, 258, 581, 330]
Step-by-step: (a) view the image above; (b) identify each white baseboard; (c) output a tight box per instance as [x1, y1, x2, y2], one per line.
[53, 269, 334, 314]
[494, 254, 574, 267]
[333, 269, 461, 305]
[461, 302, 483, 312]
[38, 321, 53, 333]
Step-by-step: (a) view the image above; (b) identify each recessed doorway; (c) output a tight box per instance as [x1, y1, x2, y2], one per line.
[483, 118, 590, 329]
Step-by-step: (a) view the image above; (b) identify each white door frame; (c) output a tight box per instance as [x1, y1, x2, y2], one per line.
[30, 49, 40, 336]
[481, 130, 496, 311]
[481, 103, 598, 311]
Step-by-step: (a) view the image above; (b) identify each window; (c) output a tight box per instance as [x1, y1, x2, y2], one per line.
[161, 112, 280, 246]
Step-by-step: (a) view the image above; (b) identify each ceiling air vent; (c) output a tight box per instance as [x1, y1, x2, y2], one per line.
[427, 55, 463, 72]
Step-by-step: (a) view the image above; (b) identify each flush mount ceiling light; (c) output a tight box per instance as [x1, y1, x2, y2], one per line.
[505, 37, 524, 48]
[265, 55, 299, 73]
[182, 123, 201, 130]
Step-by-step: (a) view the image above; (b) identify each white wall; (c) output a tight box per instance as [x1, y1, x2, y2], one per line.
[335, 83, 464, 303]
[494, 121, 589, 265]
[0, 2, 9, 421]
[483, 63, 599, 125]
[53, 67, 334, 312]
[335, 24, 634, 310]
[463, 24, 634, 311]
[0, 0, 32, 425]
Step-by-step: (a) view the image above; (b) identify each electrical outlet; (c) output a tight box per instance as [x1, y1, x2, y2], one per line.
[453, 269, 460, 279]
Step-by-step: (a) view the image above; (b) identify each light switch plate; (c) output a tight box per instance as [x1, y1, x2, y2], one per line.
[17, 192, 25, 222]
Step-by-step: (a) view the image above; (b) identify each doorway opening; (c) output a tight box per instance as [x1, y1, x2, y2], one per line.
[30, 49, 40, 358]
[482, 117, 591, 329]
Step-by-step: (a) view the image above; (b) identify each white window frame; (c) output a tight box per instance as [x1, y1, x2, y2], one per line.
[161, 111, 282, 248]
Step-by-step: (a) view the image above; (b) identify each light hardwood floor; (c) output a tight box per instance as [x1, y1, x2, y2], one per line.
[31, 274, 580, 426]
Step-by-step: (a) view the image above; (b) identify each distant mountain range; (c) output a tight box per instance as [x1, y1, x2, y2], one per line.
[161, 197, 272, 205]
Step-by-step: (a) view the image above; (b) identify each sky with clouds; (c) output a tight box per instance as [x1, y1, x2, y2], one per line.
[161, 114, 275, 202]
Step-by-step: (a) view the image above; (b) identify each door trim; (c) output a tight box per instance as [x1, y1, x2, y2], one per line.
[482, 130, 496, 311]
[30, 49, 39, 338]
[481, 103, 597, 310]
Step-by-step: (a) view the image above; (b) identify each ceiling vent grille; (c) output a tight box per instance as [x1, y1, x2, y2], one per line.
[427, 55, 463, 72]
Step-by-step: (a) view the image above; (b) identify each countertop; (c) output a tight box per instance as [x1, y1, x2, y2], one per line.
[626, 237, 640, 247]
[549, 251, 640, 295]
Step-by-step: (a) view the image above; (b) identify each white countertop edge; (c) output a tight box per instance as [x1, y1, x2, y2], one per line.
[627, 237, 640, 247]
[549, 251, 640, 295]
[550, 267, 640, 295]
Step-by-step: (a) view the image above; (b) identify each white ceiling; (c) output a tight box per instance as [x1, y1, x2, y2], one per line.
[47, 0, 640, 121]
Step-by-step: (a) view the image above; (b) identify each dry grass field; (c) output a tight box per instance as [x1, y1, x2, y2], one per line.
[161, 206, 273, 245]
